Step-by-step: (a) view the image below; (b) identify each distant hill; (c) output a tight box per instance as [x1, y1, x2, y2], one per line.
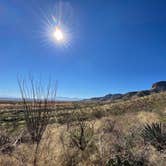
[87, 81, 166, 102]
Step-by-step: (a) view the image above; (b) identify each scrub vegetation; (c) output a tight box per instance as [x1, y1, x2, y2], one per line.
[0, 88, 166, 165]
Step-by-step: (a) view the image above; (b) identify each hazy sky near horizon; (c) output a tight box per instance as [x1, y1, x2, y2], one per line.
[0, 0, 166, 98]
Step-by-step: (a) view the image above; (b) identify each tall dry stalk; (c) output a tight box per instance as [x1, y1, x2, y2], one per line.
[18, 77, 57, 166]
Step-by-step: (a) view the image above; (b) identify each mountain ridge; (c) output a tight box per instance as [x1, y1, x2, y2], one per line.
[87, 81, 166, 102]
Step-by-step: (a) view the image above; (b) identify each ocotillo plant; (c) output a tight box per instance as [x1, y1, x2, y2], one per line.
[18, 77, 57, 166]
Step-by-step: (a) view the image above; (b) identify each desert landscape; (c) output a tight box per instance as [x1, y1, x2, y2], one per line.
[0, 81, 166, 165]
[1, 0, 166, 165]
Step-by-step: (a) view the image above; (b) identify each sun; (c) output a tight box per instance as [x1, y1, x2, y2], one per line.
[40, 1, 74, 48]
[53, 26, 64, 42]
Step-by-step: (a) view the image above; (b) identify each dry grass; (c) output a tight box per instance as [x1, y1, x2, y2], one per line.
[0, 92, 166, 165]
[0, 111, 165, 165]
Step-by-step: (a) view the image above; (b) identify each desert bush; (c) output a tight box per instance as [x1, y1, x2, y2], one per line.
[17, 129, 32, 144]
[106, 153, 148, 166]
[93, 118, 148, 166]
[0, 130, 15, 155]
[102, 119, 115, 134]
[91, 109, 105, 119]
[93, 119, 116, 165]
[106, 129, 148, 166]
[59, 111, 96, 166]
[69, 122, 94, 151]
[0, 132, 10, 148]
[141, 122, 166, 151]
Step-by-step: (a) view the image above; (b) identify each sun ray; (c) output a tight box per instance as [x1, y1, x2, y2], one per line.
[33, 1, 78, 51]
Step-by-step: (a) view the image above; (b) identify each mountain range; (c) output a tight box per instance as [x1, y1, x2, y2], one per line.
[87, 81, 166, 102]
[0, 81, 166, 102]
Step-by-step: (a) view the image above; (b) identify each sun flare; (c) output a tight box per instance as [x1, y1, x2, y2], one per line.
[40, 1, 74, 48]
[53, 27, 64, 42]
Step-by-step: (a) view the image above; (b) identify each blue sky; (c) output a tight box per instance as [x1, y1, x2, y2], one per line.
[0, 0, 166, 98]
